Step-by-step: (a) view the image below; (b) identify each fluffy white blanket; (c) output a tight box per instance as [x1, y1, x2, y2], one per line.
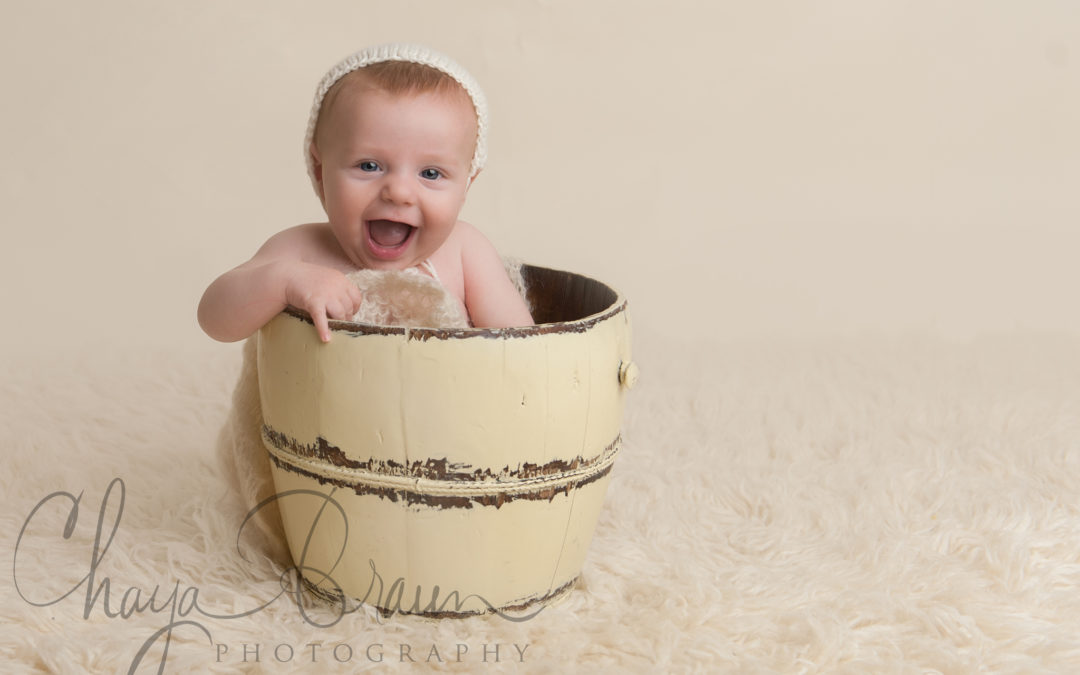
[3, 333, 1080, 672]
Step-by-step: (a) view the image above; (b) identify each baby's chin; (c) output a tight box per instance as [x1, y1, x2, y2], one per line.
[345, 247, 432, 272]
[354, 258, 416, 271]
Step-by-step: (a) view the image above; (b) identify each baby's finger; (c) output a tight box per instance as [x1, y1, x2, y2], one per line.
[347, 284, 364, 308]
[311, 304, 331, 343]
[325, 299, 346, 320]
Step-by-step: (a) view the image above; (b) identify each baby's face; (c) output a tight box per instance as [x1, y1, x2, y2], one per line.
[312, 79, 477, 271]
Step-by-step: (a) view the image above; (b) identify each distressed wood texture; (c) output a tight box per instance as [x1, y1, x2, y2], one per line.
[257, 265, 633, 615]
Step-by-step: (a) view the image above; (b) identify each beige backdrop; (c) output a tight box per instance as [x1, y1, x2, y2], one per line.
[2, 0, 1078, 356]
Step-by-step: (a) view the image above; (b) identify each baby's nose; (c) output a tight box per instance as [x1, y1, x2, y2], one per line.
[380, 173, 416, 205]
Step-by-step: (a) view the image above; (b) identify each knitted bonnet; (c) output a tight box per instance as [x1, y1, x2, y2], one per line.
[303, 43, 489, 196]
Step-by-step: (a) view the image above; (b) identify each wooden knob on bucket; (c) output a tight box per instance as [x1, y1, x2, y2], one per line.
[618, 360, 639, 390]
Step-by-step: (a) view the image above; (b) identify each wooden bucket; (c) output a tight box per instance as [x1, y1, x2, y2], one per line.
[257, 265, 636, 616]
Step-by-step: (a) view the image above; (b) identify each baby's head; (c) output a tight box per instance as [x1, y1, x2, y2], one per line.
[304, 45, 488, 271]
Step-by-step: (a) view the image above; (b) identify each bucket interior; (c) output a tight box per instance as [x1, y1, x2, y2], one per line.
[521, 265, 619, 324]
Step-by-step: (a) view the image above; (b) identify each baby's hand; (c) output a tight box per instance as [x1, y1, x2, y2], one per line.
[283, 262, 363, 342]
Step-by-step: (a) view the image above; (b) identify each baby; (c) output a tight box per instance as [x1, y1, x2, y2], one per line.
[199, 44, 533, 342]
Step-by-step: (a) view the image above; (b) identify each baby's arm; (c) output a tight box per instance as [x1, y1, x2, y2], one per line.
[460, 223, 534, 328]
[198, 226, 363, 343]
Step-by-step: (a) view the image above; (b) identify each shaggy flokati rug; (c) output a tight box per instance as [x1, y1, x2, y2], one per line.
[3, 331, 1080, 673]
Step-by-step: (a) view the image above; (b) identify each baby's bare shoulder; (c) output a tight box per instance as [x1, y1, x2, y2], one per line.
[452, 219, 482, 240]
[454, 220, 501, 261]
[255, 223, 343, 264]
[257, 222, 330, 251]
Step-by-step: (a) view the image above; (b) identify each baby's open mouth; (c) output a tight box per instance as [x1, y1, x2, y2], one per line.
[367, 219, 415, 249]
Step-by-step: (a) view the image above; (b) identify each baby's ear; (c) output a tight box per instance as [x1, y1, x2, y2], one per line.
[309, 142, 325, 202]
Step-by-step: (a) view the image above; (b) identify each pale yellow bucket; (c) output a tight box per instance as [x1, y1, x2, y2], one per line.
[257, 265, 635, 616]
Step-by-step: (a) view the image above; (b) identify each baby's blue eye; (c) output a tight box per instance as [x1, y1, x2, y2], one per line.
[358, 161, 379, 172]
[420, 168, 442, 180]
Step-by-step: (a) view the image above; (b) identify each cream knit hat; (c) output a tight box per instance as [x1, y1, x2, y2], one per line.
[303, 43, 489, 195]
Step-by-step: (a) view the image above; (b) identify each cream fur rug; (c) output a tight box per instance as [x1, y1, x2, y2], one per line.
[3, 332, 1080, 673]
